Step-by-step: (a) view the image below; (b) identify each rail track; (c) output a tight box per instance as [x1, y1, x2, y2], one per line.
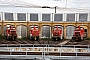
[0, 39, 66, 45]
[0, 39, 90, 45]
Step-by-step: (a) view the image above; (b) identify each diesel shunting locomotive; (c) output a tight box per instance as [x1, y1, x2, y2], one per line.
[52, 26, 62, 41]
[72, 26, 85, 41]
[5, 25, 17, 40]
[30, 26, 40, 40]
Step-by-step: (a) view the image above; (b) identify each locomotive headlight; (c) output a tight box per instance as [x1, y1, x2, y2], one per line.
[8, 28, 10, 30]
[13, 28, 15, 29]
[76, 28, 79, 30]
[81, 28, 83, 30]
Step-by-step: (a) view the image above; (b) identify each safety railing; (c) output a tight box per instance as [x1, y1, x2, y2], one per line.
[0, 44, 90, 60]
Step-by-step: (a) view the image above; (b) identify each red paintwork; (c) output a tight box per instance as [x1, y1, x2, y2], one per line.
[30, 26, 40, 36]
[6, 26, 17, 36]
[73, 26, 84, 37]
[52, 26, 62, 36]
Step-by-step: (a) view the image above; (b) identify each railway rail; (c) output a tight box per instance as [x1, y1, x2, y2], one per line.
[0, 44, 90, 60]
[0, 39, 90, 45]
[0, 39, 65, 44]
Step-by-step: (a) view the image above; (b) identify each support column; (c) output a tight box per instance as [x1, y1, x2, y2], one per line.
[51, 23, 53, 38]
[88, 23, 90, 38]
[14, 13, 17, 27]
[63, 25, 66, 39]
[1, 12, 4, 35]
[27, 22, 29, 37]
[39, 24, 42, 39]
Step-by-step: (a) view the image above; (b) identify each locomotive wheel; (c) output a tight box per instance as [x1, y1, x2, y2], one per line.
[31, 36, 39, 41]
[57, 37, 61, 41]
[30, 36, 34, 40]
[11, 36, 16, 41]
[82, 37, 84, 40]
[52, 37, 61, 41]
[13, 36, 14, 40]
[81, 37, 84, 41]
[35, 36, 36, 40]
[52, 37, 56, 41]
[6, 36, 10, 40]
[72, 37, 77, 42]
[71, 37, 74, 42]
[56, 37, 58, 40]
[14, 36, 17, 40]
[36, 36, 39, 41]
[77, 37, 81, 41]
[5, 36, 7, 40]
[10, 34, 14, 41]
[55, 37, 60, 41]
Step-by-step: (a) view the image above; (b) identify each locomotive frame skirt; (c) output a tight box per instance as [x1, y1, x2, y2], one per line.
[30, 36, 39, 41]
[52, 36, 61, 41]
[5, 36, 17, 40]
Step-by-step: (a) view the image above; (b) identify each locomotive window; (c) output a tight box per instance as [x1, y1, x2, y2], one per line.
[17, 13, 26, 21]
[5, 13, 13, 21]
[42, 14, 50, 21]
[54, 14, 63, 21]
[30, 14, 38, 21]
[66, 14, 75, 21]
[79, 14, 88, 21]
[54, 26, 61, 29]
[31, 27, 38, 28]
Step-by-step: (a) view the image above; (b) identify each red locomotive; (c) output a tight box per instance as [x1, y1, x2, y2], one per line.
[30, 26, 40, 40]
[5, 25, 17, 40]
[52, 26, 62, 40]
[72, 26, 85, 41]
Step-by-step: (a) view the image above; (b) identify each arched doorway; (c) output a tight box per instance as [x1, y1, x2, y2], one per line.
[16, 25, 27, 38]
[42, 26, 51, 38]
[66, 26, 75, 39]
